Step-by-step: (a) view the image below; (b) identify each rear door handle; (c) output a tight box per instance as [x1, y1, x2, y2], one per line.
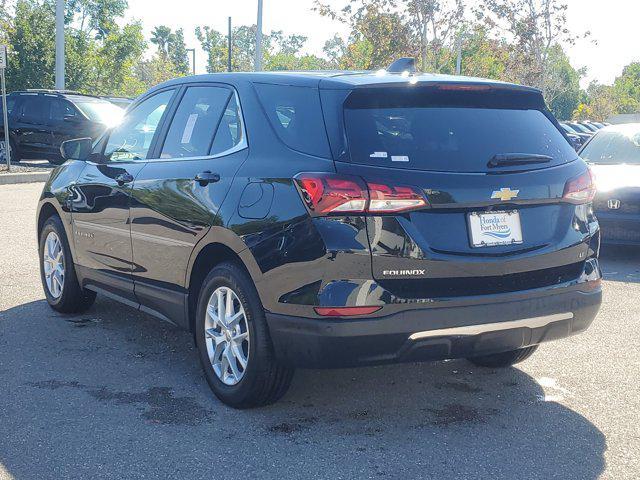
[194, 171, 221, 186]
[115, 172, 134, 186]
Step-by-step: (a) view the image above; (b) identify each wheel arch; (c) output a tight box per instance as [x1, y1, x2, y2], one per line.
[185, 230, 263, 334]
[37, 201, 62, 236]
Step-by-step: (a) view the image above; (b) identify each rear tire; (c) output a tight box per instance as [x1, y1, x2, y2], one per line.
[0, 137, 19, 164]
[467, 345, 538, 368]
[39, 216, 96, 313]
[195, 261, 294, 409]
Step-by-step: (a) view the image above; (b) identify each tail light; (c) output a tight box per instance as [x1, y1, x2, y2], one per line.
[294, 173, 428, 216]
[295, 173, 367, 214]
[368, 183, 428, 213]
[563, 169, 596, 204]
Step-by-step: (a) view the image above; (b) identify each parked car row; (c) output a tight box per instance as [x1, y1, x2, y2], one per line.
[560, 120, 609, 151]
[0, 90, 131, 165]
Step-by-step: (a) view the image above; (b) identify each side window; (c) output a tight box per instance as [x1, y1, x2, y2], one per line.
[210, 93, 244, 155]
[0, 96, 15, 116]
[160, 86, 230, 159]
[49, 98, 78, 122]
[18, 95, 47, 123]
[104, 90, 174, 162]
[254, 83, 330, 158]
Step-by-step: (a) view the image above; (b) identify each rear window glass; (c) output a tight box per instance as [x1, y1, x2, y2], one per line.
[581, 127, 640, 165]
[344, 89, 576, 172]
[255, 83, 331, 158]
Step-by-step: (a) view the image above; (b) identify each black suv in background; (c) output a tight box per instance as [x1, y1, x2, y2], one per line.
[0, 90, 123, 165]
[37, 69, 602, 408]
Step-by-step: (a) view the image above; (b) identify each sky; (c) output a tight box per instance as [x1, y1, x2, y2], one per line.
[123, 0, 640, 88]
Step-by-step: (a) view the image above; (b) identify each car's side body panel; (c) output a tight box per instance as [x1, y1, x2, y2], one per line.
[70, 160, 147, 303]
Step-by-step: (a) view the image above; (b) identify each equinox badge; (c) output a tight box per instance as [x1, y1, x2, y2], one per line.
[491, 188, 520, 202]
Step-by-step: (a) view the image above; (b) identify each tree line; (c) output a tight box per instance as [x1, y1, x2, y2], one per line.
[0, 0, 638, 121]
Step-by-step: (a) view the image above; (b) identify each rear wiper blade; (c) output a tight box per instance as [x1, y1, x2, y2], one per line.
[488, 153, 553, 168]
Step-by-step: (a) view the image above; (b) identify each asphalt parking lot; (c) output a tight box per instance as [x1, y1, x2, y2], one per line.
[1, 182, 639, 480]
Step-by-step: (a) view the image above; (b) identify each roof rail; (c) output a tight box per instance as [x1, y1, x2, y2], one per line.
[23, 89, 97, 97]
[387, 57, 417, 74]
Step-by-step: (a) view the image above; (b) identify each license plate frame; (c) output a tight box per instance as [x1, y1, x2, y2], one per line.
[468, 210, 523, 248]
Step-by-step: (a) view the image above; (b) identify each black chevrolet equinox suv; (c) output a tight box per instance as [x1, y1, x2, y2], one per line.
[37, 67, 602, 408]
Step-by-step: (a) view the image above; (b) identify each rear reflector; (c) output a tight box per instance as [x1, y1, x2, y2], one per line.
[582, 278, 602, 291]
[563, 169, 596, 204]
[294, 173, 428, 216]
[314, 306, 382, 317]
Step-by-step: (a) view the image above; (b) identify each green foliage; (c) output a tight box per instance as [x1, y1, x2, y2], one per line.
[576, 66, 640, 121]
[65, 0, 128, 38]
[317, 0, 594, 119]
[195, 24, 325, 73]
[5, 0, 56, 91]
[150, 25, 174, 55]
[134, 54, 179, 94]
[314, 1, 413, 70]
[323, 34, 347, 68]
[612, 63, 640, 114]
[438, 26, 509, 78]
[195, 26, 228, 73]
[4, 0, 146, 96]
[169, 29, 190, 76]
[90, 22, 146, 95]
[545, 45, 584, 120]
[150, 25, 190, 77]
[0, 0, 638, 122]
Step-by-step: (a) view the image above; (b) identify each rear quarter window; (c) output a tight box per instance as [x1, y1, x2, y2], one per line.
[254, 83, 331, 158]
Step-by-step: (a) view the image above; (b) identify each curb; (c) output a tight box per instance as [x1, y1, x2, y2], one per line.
[0, 171, 51, 185]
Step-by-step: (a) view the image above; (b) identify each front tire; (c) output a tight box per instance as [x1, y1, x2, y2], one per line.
[39, 216, 96, 313]
[195, 262, 294, 408]
[467, 345, 539, 368]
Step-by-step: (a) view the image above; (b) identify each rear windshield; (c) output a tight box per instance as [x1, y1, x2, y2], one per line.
[581, 127, 640, 165]
[343, 88, 576, 172]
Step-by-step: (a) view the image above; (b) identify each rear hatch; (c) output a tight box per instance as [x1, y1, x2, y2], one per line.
[324, 83, 594, 297]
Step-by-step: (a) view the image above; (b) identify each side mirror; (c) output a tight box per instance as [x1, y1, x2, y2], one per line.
[60, 137, 93, 161]
[63, 114, 80, 123]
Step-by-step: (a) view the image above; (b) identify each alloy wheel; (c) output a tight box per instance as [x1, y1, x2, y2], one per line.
[204, 286, 250, 386]
[43, 231, 65, 298]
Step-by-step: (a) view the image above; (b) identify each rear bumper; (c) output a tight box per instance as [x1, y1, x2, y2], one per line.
[595, 212, 640, 245]
[266, 284, 602, 368]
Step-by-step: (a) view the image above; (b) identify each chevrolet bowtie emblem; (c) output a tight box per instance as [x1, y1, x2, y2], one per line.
[491, 188, 520, 201]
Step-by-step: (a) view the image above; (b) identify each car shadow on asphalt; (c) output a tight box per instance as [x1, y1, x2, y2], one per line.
[0, 298, 606, 479]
